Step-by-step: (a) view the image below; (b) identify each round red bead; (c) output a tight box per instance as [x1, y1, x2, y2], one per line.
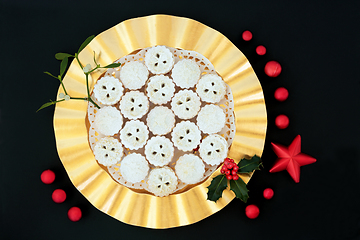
[52, 189, 66, 203]
[275, 114, 289, 129]
[256, 45, 266, 55]
[245, 205, 260, 219]
[226, 175, 233, 180]
[232, 175, 239, 181]
[40, 169, 55, 184]
[242, 30, 252, 41]
[68, 207, 82, 222]
[274, 87, 289, 101]
[264, 61, 282, 77]
[263, 188, 274, 200]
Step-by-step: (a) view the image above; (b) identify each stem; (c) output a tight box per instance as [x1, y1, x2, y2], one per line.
[85, 73, 100, 109]
[93, 51, 98, 66]
[70, 97, 87, 100]
[85, 73, 90, 97]
[87, 65, 100, 74]
[58, 76, 68, 95]
[88, 97, 100, 109]
[70, 97, 100, 108]
[75, 53, 84, 69]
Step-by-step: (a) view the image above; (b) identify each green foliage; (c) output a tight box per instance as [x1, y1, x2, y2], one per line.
[55, 53, 73, 60]
[103, 63, 121, 68]
[78, 35, 95, 53]
[38, 35, 119, 112]
[44, 71, 58, 79]
[59, 57, 68, 77]
[229, 177, 249, 203]
[238, 155, 263, 173]
[206, 175, 228, 202]
[207, 155, 262, 203]
[36, 99, 64, 112]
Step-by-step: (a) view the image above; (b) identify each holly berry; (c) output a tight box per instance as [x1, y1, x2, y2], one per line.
[41, 169, 55, 184]
[52, 189, 66, 203]
[68, 207, 82, 222]
[274, 87, 288, 101]
[242, 30, 253, 41]
[263, 188, 274, 199]
[245, 205, 260, 219]
[264, 61, 282, 77]
[222, 158, 240, 180]
[256, 45, 266, 55]
[275, 114, 289, 129]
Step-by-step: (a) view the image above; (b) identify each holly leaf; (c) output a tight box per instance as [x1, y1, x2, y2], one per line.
[238, 155, 263, 173]
[207, 175, 228, 202]
[230, 178, 249, 203]
[103, 63, 121, 68]
[78, 35, 95, 53]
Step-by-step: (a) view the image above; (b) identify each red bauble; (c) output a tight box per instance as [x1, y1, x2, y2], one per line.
[265, 61, 282, 77]
[242, 30, 253, 41]
[68, 207, 82, 222]
[274, 87, 289, 101]
[256, 45, 266, 55]
[41, 169, 55, 184]
[270, 135, 317, 183]
[52, 189, 66, 203]
[263, 188, 274, 199]
[275, 114, 289, 129]
[245, 205, 260, 219]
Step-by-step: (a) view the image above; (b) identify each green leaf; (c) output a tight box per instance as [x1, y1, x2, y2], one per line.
[238, 155, 263, 173]
[36, 100, 55, 112]
[78, 35, 95, 53]
[207, 175, 228, 202]
[60, 57, 69, 77]
[36, 99, 65, 112]
[55, 53, 73, 60]
[103, 63, 121, 69]
[44, 71, 58, 79]
[230, 178, 249, 203]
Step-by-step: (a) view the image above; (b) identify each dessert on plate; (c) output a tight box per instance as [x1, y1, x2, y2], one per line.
[87, 45, 235, 196]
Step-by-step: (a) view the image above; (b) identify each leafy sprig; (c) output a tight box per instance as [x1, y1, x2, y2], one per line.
[37, 35, 121, 112]
[207, 155, 262, 203]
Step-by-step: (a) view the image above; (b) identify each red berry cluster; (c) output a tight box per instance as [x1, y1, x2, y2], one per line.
[221, 158, 239, 180]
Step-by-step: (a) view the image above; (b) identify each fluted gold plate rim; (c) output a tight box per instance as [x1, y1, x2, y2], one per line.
[53, 14, 267, 229]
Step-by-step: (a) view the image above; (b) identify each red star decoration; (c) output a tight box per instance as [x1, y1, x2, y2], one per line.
[269, 135, 316, 183]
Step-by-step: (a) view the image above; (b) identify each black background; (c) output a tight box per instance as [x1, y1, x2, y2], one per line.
[1, 1, 360, 239]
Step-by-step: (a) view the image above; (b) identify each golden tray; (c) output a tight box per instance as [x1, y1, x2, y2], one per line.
[53, 14, 267, 228]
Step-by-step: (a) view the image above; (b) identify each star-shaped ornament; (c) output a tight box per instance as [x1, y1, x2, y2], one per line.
[269, 135, 316, 183]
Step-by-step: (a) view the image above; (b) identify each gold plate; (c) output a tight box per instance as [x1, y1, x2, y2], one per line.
[53, 14, 267, 228]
